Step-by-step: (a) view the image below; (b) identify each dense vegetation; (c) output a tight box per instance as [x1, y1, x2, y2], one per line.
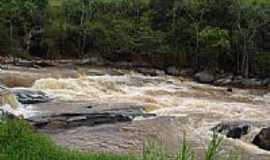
[0, 0, 269, 77]
[0, 118, 238, 160]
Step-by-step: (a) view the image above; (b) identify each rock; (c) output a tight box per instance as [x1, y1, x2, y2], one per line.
[214, 75, 233, 85]
[240, 79, 262, 87]
[194, 71, 215, 84]
[253, 128, 270, 151]
[13, 59, 39, 68]
[166, 66, 180, 76]
[231, 76, 243, 85]
[137, 68, 165, 76]
[262, 78, 270, 86]
[212, 121, 251, 139]
[227, 88, 233, 92]
[27, 102, 156, 130]
[28, 112, 134, 129]
[11, 89, 53, 104]
[180, 69, 194, 76]
[49, 117, 181, 154]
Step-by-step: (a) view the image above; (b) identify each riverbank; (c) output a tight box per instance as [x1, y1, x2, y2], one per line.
[1, 57, 270, 90]
[0, 119, 135, 160]
[0, 118, 236, 160]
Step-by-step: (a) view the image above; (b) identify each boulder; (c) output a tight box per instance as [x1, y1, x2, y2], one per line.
[227, 88, 233, 92]
[166, 66, 180, 76]
[212, 121, 251, 139]
[240, 78, 262, 87]
[262, 78, 270, 86]
[214, 75, 233, 86]
[11, 89, 53, 104]
[253, 127, 270, 151]
[137, 68, 165, 76]
[194, 71, 215, 84]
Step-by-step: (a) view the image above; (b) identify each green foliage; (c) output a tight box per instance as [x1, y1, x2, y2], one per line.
[177, 135, 195, 160]
[199, 27, 230, 53]
[0, 0, 269, 76]
[256, 53, 270, 76]
[204, 133, 223, 160]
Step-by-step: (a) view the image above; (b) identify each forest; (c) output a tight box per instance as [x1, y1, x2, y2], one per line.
[0, 0, 269, 77]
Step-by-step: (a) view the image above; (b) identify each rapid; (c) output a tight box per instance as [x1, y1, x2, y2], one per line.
[1, 66, 270, 159]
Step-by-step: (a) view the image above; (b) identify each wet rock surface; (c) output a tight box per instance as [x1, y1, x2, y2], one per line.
[166, 66, 180, 76]
[253, 128, 270, 151]
[27, 102, 155, 131]
[194, 71, 215, 83]
[49, 117, 183, 154]
[137, 68, 165, 77]
[12, 88, 53, 104]
[212, 121, 252, 139]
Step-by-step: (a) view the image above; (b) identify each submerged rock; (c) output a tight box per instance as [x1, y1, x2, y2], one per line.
[253, 128, 270, 151]
[212, 121, 251, 139]
[194, 71, 215, 84]
[12, 89, 53, 104]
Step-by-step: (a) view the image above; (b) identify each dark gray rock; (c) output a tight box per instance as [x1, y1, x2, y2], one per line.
[214, 75, 233, 86]
[137, 68, 165, 76]
[262, 78, 270, 86]
[194, 71, 215, 83]
[28, 112, 133, 130]
[26, 102, 156, 131]
[253, 128, 270, 151]
[12, 89, 53, 104]
[166, 67, 180, 76]
[212, 121, 252, 139]
[240, 79, 262, 87]
[0, 65, 8, 70]
[227, 88, 233, 92]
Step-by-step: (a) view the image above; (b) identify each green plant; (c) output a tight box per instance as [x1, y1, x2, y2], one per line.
[177, 135, 195, 160]
[204, 133, 223, 160]
[143, 138, 168, 160]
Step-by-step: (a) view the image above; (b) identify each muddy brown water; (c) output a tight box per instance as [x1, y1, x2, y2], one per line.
[1, 66, 270, 159]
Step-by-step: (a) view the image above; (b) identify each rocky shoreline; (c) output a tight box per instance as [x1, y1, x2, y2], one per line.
[1, 57, 270, 89]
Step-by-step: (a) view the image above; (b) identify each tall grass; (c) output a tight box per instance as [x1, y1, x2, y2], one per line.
[177, 135, 195, 160]
[0, 118, 240, 160]
[205, 133, 223, 160]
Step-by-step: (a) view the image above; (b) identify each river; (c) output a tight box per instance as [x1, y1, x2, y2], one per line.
[1, 66, 270, 159]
